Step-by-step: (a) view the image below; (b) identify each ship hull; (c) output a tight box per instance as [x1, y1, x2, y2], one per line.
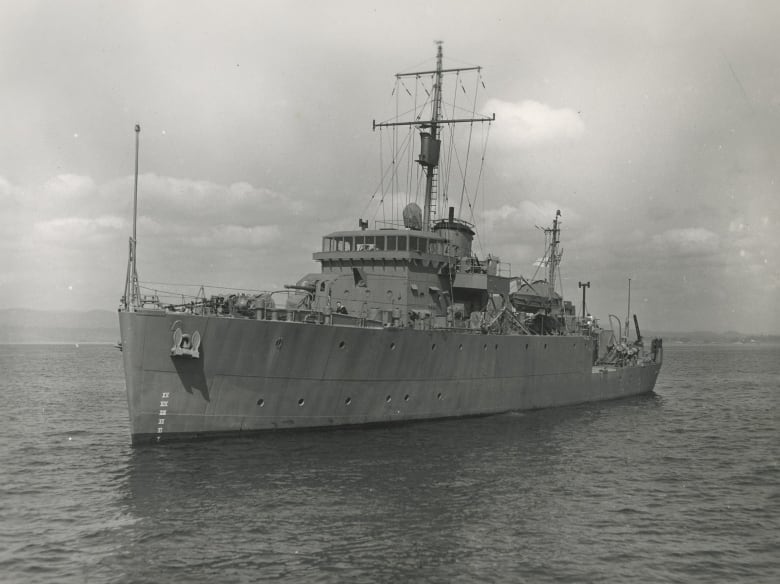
[119, 311, 661, 443]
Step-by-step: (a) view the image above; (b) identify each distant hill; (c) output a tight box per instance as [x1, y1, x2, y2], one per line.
[645, 330, 780, 345]
[0, 309, 119, 344]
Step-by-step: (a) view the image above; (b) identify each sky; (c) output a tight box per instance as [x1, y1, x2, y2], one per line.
[1, 0, 778, 333]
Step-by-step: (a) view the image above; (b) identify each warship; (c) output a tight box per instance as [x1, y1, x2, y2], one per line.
[119, 44, 662, 443]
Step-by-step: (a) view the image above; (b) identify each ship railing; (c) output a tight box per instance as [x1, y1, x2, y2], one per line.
[139, 294, 160, 308]
[135, 283, 381, 327]
[252, 307, 386, 329]
[136, 282, 277, 315]
[372, 219, 407, 230]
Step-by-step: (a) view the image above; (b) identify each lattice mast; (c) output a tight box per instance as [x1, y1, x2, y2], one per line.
[373, 42, 491, 231]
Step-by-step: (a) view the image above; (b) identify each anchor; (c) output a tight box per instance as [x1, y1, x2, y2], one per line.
[170, 322, 201, 358]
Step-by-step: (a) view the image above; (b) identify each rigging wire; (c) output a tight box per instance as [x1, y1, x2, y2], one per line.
[471, 121, 492, 254]
[380, 124, 386, 226]
[441, 71, 461, 219]
[406, 76, 421, 212]
[457, 71, 482, 218]
[367, 128, 415, 224]
[392, 78, 399, 207]
[361, 127, 414, 224]
[368, 65, 493, 239]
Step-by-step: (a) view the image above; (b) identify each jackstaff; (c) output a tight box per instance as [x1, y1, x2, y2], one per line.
[123, 124, 141, 310]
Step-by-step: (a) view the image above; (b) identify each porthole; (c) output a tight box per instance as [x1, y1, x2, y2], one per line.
[458, 344, 463, 351]
[275, 337, 283, 350]
[338, 341, 346, 349]
[525, 343, 529, 350]
[495, 344, 499, 350]
[345, 397, 352, 405]
[390, 342, 396, 350]
[298, 398, 305, 406]
[431, 343, 437, 351]
[257, 398, 265, 407]
[483, 344, 488, 351]
[404, 394, 410, 401]
[544, 343, 548, 349]
[437, 392, 443, 400]
[386, 395, 392, 403]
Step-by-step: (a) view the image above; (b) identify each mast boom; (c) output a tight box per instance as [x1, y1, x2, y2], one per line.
[395, 66, 481, 78]
[373, 114, 494, 129]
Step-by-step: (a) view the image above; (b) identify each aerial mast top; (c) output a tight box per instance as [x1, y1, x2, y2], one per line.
[372, 42, 494, 231]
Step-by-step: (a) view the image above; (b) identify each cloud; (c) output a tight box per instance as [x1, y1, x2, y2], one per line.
[41, 174, 96, 200]
[0, 176, 20, 201]
[476, 201, 580, 274]
[651, 227, 720, 256]
[484, 99, 585, 148]
[0, 171, 318, 310]
[32, 215, 126, 247]
[167, 223, 281, 249]
[482, 201, 571, 228]
[104, 174, 305, 227]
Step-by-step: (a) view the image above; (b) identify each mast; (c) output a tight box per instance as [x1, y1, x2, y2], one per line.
[133, 124, 140, 255]
[373, 42, 493, 231]
[542, 209, 563, 310]
[422, 42, 444, 229]
[625, 277, 632, 341]
[578, 281, 590, 319]
[122, 124, 141, 311]
[548, 210, 561, 292]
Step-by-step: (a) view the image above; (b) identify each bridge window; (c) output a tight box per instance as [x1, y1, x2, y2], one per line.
[408, 237, 429, 253]
[356, 235, 378, 251]
[387, 236, 397, 251]
[397, 236, 407, 251]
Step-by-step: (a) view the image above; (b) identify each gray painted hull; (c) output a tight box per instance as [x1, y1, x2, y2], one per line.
[119, 311, 662, 443]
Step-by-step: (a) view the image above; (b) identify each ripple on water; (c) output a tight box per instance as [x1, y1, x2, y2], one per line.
[0, 343, 779, 583]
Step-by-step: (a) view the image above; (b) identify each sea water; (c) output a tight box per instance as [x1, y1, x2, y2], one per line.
[0, 343, 777, 583]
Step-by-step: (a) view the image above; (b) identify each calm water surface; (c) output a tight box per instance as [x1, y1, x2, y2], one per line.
[0, 343, 777, 583]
